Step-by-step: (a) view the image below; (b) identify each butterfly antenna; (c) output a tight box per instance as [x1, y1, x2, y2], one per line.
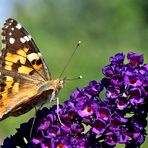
[59, 41, 81, 78]
[66, 75, 83, 81]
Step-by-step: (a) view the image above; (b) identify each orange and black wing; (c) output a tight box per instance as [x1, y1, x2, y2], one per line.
[0, 18, 51, 120]
[1, 18, 51, 80]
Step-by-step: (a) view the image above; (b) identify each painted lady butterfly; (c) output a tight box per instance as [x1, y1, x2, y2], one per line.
[0, 18, 64, 121]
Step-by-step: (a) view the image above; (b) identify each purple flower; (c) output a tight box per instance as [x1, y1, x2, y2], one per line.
[124, 73, 144, 87]
[2, 52, 148, 148]
[116, 97, 127, 110]
[106, 86, 120, 99]
[127, 52, 144, 67]
[92, 118, 106, 135]
[104, 132, 117, 146]
[109, 53, 125, 65]
[96, 107, 111, 121]
[117, 131, 130, 144]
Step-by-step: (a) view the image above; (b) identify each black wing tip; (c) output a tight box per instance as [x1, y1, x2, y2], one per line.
[2, 18, 15, 30]
[4, 18, 17, 23]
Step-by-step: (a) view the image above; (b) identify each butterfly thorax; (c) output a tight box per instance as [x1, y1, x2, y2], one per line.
[37, 78, 65, 103]
[47, 78, 65, 94]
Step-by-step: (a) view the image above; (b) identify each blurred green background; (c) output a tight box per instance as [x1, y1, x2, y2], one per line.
[0, 0, 148, 147]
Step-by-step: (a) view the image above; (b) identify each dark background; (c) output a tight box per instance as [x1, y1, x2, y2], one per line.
[0, 0, 147, 147]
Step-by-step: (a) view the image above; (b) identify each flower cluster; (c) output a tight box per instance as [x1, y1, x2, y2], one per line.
[2, 52, 148, 148]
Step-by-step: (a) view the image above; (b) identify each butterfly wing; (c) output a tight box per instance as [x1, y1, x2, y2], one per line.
[0, 18, 52, 120]
[0, 70, 44, 120]
[1, 18, 51, 80]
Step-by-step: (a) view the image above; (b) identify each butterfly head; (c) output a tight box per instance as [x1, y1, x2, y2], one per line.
[55, 78, 65, 90]
[49, 78, 66, 94]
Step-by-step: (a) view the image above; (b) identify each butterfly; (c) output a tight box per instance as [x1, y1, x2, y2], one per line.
[0, 18, 65, 121]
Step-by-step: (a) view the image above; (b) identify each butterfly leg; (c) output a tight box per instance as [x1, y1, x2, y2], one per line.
[56, 97, 64, 126]
[29, 103, 45, 139]
[29, 98, 64, 139]
[29, 107, 38, 139]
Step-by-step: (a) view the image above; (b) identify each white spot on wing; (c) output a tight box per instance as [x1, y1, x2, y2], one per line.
[9, 38, 15, 44]
[5, 25, 8, 29]
[28, 35, 32, 40]
[38, 52, 42, 57]
[8, 22, 12, 26]
[11, 28, 14, 31]
[15, 23, 22, 29]
[24, 36, 31, 41]
[2, 35, 6, 48]
[27, 53, 39, 61]
[20, 37, 26, 43]
[10, 19, 14, 23]
[9, 32, 12, 36]
[2, 36, 5, 40]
